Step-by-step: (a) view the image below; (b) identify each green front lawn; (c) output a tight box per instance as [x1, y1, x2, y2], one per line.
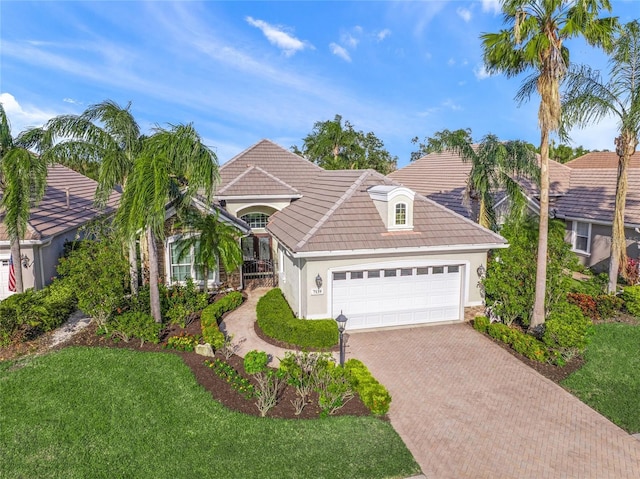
[562, 322, 640, 433]
[0, 347, 419, 479]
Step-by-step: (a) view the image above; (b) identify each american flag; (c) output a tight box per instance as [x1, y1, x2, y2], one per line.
[8, 254, 16, 292]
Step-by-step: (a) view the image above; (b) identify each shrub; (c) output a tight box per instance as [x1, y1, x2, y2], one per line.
[108, 312, 162, 346]
[622, 286, 640, 317]
[164, 332, 202, 352]
[344, 358, 391, 415]
[256, 289, 338, 349]
[623, 257, 640, 285]
[244, 350, 285, 417]
[543, 303, 592, 363]
[205, 358, 254, 399]
[58, 234, 128, 326]
[484, 216, 578, 326]
[0, 281, 77, 346]
[472, 316, 490, 333]
[315, 363, 354, 416]
[595, 295, 624, 320]
[567, 293, 598, 320]
[486, 322, 548, 363]
[200, 292, 243, 351]
[280, 351, 333, 415]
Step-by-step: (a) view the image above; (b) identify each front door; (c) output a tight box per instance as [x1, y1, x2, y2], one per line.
[242, 235, 276, 288]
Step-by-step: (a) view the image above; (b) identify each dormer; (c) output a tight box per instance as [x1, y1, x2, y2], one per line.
[368, 185, 415, 231]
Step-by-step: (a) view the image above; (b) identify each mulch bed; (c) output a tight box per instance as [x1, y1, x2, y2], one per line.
[10, 318, 370, 420]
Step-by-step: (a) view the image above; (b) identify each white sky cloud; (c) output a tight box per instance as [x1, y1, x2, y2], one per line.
[377, 29, 391, 41]
[0, 93, 58, 132]
[474, 63, 491, 80]
[481, 0, 501, 15]
[457, 7, 472, 22]
[245, 16, 309, 57]
[341, 32, 359, 49]
[330, 42, 351, 62]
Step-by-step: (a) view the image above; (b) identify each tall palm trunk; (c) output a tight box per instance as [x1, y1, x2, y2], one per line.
[146, 226, 162, 323]
[531, 128, 550, 329]
[128, 239, 139, 295]
[10, 239, 23, 293]
[608, 132, 638, 293]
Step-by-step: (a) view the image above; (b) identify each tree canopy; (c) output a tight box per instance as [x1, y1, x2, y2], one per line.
[293, 115, 397, 175]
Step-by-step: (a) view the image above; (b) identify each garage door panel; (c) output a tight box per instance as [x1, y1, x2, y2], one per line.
[332, 266, 461, 330]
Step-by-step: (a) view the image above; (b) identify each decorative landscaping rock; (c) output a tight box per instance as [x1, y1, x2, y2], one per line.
[195, 343, 215, 357]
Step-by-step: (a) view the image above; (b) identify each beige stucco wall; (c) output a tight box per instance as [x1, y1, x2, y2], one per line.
[278, 249, 489, 320]
[277, 245, 302, 316]
[224, 200, 289, 219]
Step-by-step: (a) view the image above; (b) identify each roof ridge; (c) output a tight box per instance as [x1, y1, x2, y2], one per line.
[253, 166, 301, 194]
[216, 165, 257, 195]
[294, 169, 372, 251]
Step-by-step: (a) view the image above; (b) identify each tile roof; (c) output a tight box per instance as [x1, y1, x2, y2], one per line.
[267, 169, 506, 254]
[217, 139, 323, 196]
[0, 164, 120, 241]
[554, 168, 640, 225]
[566, 151, 640, 169]
[217, 165, 301, 197]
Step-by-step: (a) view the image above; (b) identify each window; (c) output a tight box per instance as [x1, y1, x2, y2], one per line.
[432, 266, 444, 274]
[572, 221, 591, 254]
[384, 269, 397, 277]
[240, 212, 270, 229]
[350, 271, 364, 279]
[169, 240, 215, 284]
[400, 268, 413, 276]
[367, 270, 380, 278]
[333, 272, 347, 281]
[448, 265, 460, 273]
[416, 267, 429, 275]
[395, 203, 407, 225]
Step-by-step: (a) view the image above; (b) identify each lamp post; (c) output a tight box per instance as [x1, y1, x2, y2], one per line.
[335, 311, 348, 366]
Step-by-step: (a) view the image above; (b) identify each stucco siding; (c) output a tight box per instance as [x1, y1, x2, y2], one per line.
[277, 244, 302, 317]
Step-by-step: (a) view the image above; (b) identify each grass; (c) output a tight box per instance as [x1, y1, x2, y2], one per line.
[0, 347, 419, 479]
[562, 322, 640, 433]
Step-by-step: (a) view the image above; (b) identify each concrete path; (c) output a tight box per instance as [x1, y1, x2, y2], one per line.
[220, 288, 342, 366]
[347, 323, 640, 479]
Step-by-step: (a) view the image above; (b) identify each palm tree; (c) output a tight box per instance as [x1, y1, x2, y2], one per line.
[481, 0, 617, 329]
[0, 104, 48, 293]
[421, 128, 539, 231]
[173, 209, 243, 288]
[116, 123, 219, 322]
[24, 100, 143, 294]
[562, 20, 640, 293]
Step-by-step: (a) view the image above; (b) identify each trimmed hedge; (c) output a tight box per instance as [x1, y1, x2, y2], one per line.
[485, 322, 548, 363]
[542, 303, 592, 363]
[344, 358, 391, 415]
[201, 292, 243, 350]
[256, 289, 338, 349]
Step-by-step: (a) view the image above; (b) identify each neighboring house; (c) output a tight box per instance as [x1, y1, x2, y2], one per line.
[0, 164, 120, 300]
[216, 139, 506, 331]
[390, 150, 640, 272]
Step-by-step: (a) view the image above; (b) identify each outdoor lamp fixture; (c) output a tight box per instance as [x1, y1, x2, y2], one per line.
[315, 274, 323, 290]
[477, 263, 486, 279]
[20, 254, 33, 269]
[335, 311, 348, 366]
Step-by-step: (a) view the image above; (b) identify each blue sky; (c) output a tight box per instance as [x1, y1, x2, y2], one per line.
[1, 1, 638, 168]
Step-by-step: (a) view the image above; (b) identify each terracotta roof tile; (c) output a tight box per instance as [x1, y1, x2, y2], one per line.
[566, 151, 640, 169]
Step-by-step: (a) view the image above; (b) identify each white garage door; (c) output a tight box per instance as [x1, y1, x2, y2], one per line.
[331, 265, 462, 330]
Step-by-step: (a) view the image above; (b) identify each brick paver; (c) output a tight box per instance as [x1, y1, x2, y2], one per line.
[347, 324, 640, 479]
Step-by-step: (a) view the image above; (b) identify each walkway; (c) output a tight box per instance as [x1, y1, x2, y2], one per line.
[220, 288, 640, 477]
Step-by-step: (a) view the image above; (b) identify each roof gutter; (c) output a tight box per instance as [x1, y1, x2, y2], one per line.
[285, 242, 509, 259]
[552, 211, 640, 230]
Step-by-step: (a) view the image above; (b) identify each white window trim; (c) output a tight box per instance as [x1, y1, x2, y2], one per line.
[165, 235, 219, 287]
[571, 221, 592, 255]
[394, 202, 407, 226]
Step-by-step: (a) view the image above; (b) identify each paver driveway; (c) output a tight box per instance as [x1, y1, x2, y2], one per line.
[347, 323, 640, 479]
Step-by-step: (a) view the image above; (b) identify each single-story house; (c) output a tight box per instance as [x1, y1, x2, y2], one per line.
[216, 139, 506, 330]
[0, 164, 120, 300]
[390, 150, 640, 273]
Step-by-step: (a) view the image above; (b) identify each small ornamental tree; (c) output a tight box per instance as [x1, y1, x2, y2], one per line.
[484, 216, 578, 326]
[57, 225, 129, 327]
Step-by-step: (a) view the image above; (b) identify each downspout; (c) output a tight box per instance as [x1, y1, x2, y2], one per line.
[297, 257, 302, 318]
